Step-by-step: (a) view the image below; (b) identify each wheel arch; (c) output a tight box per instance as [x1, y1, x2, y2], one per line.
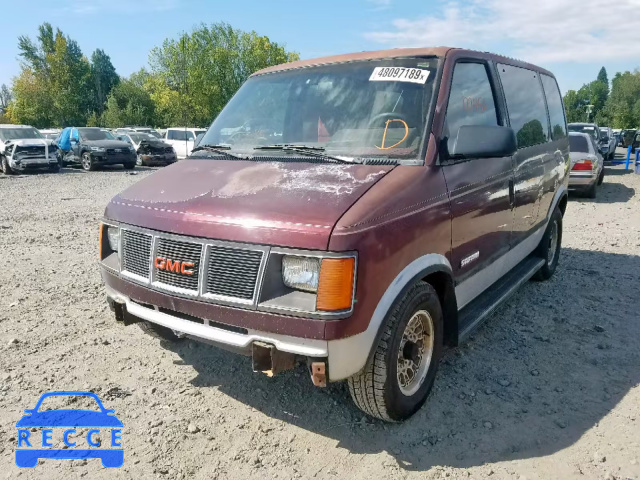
[327, 254, 458, 381]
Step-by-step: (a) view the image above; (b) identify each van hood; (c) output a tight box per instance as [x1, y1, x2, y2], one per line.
[105, 159, 393, 250]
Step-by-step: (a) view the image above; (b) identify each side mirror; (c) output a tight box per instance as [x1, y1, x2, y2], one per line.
[448, 125, 517, 159]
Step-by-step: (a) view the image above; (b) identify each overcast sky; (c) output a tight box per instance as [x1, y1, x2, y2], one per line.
[1, 0, 638, 94]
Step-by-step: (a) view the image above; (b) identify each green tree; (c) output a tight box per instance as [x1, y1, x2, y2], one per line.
[149, 22, 299, 127]
[597, 67, 608, 87]
[601, 70, 640, 128]
[90, 49, 119, 115]
[13, 23, 93, 126]
[0, 84, 11, 112]
[103, 72, 156, 127]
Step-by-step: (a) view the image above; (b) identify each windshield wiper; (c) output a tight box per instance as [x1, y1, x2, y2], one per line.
[190, 144, 245, 159]
[254, 144, 357, 164]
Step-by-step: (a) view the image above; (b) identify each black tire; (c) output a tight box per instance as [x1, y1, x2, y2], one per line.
[348, 281, 443, 422]
[585, 181, 597, 199]
[138, 321, 184, 342]
[123, 162, 136, 170]
[532, 206, 562, 281]
[1, 156, 13, 175]
[49, 163, 60, 173]
[81, 152, 96, 171]
[597, 168, 604, 186]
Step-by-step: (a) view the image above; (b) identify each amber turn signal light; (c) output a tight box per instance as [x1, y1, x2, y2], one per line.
[316, 257, 355, 311]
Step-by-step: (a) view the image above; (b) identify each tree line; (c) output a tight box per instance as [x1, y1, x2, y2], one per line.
[563, 66, 640, 128]
[0, 22, 299, 129]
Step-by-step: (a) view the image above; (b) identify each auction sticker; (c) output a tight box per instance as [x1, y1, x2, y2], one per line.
[369, 67, 430, 84]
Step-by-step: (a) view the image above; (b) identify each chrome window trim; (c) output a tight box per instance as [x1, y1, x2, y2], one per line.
[99, 221, 356, 319]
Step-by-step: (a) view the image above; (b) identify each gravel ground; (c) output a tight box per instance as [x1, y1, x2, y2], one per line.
[0, 150, 639, 480]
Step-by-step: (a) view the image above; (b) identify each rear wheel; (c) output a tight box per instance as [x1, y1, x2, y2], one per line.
[597, 168, 605, 186]
[533, 206, 562, 281]
[348, 281, 443, 422]
[585, 181, 597, 199]
[138, 321, 184, 342]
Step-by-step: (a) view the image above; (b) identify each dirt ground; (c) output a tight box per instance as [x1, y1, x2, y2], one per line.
[0, 150, 638, 480]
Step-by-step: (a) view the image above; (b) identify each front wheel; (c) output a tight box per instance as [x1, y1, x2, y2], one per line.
[532, 206, 562, 281]
[1, 156, 14, 175]
[81, 152, 95, 171]
[348, 281, 443, 422]
[123, 162, 136, 170]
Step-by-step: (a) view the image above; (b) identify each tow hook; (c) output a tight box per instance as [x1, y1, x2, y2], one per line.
[252, 342, 296, 377]
[310, 362, 327, 387]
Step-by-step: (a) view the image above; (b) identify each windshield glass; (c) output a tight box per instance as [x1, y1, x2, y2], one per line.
[0, 127, 44, 141]
[569, 135, 589, 153]
[198, 57, 439, 162]
[129, 133, 154, 143]
[568, 124, 597, 141]
[79, 128, 115, 141]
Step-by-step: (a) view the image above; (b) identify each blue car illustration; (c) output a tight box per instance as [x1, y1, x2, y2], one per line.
[15, 391, 123, 468]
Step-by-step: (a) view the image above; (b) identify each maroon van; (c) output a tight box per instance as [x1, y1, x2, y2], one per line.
[99, 47, 569, 421]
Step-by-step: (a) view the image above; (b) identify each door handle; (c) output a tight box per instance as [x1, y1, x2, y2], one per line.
[508, 180, 515, 207]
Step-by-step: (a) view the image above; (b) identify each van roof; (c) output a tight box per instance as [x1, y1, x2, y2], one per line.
[252, 47, 555, 78]
[0, 124, 33, 129]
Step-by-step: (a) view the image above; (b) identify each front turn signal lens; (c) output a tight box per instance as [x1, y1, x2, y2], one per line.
[316, 257, 355, 311]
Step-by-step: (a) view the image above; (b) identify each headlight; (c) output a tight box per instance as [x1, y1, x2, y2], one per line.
[282, 256, 320, 292]
[281, 255, 356, 311]
[91, 147, 105, 152]
[107, 226, 120, 252]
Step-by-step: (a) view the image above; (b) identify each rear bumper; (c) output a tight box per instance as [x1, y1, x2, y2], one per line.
[102, 270, 369, 381]
[569, 172, 597, 188]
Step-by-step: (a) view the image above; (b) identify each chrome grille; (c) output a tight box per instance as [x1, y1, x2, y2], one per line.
[154, 238, 202, 291]
[206, 246, 263, 300]
[121, 230, 152, 279]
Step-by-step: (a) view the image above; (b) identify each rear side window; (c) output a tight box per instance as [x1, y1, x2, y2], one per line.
[168, 130, 194, 141]
[444, 62, 498, 144]
[569, 135, 589, 153]
[541, 75, 567, 140]
[498, 64, 550, 148]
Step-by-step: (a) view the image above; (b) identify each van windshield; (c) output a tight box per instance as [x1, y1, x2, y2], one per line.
[198, 57, 439, 163]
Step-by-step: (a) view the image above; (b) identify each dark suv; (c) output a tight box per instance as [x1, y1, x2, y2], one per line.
[57, 127, 136, 171]
[99, 47, 569, 421]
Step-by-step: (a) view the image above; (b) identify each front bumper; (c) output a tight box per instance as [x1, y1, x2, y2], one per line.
[102, 269, 367, 381]
[10, 156, 58, 170]
[91, 152, 136, 165]
[139, 153, 176, 164]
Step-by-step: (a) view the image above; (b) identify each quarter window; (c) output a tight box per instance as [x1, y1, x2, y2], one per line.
[498, 64, 550, 148]
[444, 62, 499, 150]
[541, 74, 567, 140]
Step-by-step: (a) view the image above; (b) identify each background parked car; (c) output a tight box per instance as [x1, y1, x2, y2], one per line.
[599, 127, 617, 160]
[164, 127, 207, 159]
[568, 122, 606, 155]
[57, 127, 137, 171]
[39, 128, 61, 140]
[118, 132, 177, 166]
[568, 131, 604, 198]
[0, 124, 59, 174]
[620, 129, 637, 148]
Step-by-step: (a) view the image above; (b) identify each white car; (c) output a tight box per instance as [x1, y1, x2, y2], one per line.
[568, 132, 604, 198]
[39, 128, 62, 140]
[164, 127, 207, 159]
[0, 124, 59, 174]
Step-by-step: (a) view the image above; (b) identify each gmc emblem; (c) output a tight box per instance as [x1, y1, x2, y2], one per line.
[154, 257, 195, 275]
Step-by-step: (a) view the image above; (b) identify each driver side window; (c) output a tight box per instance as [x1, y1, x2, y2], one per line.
[444, 62, 499, 151]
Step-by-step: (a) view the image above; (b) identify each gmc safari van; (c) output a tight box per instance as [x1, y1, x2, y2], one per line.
[99, 47, 569, 421]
